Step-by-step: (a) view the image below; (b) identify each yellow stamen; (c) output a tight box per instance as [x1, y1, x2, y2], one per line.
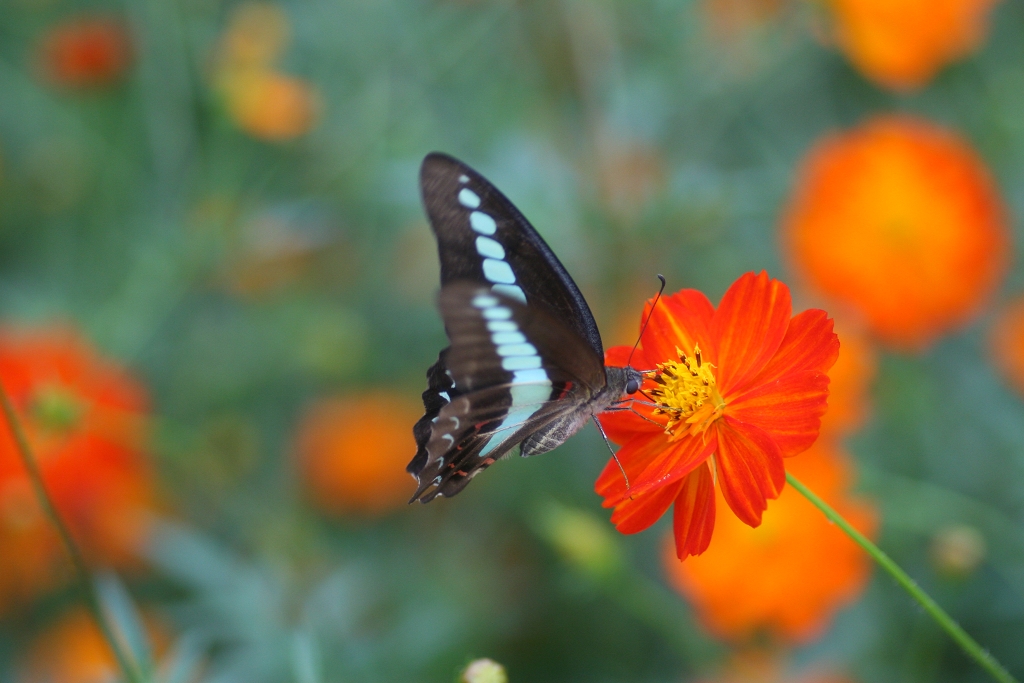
[649, 345, 724, 439]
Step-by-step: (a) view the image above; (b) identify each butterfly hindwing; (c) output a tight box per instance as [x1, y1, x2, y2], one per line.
[420, 152, 604, 358]
[408, 283, 607, 502]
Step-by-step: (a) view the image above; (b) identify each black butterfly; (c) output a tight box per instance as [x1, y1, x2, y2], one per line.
[407, 152, 643, 503]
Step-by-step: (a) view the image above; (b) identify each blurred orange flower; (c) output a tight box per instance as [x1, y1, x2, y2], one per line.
[20, 609, 166, 683]
[825, 0, 1002, 91]
[0, 325, 155, 612]
[988, 295, 1024, 396]
[36, 16, 133, 89]
[819, 321, 875, 437]
[665, 443, 876, 643]
[782, 116, 1011, 349]
[213, 2, 321, 141]
[224, 71, 322, 141]
[596, 272, 839, 559]
[295, 393, 421, 516]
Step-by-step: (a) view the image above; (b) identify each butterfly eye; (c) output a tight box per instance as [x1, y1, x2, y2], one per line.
[626, 378, 640, 394]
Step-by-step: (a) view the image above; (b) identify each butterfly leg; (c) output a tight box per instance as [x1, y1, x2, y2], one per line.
[591, 415, 631, 492]
[607, 399, 666, 429]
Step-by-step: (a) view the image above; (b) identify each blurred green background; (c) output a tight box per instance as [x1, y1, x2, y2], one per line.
[1, 0, 1024, 681]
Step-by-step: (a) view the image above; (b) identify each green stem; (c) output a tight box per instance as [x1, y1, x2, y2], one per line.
[0, 380, 144, 683]
[787, 472, 1018, 683]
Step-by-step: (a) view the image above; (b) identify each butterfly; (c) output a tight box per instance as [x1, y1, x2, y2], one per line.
[407, 152, 645, 503]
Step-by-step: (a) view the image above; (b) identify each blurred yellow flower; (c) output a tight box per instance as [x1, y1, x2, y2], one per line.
[217, 2, 290, 71]
[212, 2, 321, 141]
[782, 116, 1011, 349]
[294, 394, 421, 516]
[664, 443, 876, 643]
[824, 0, 1002, 91]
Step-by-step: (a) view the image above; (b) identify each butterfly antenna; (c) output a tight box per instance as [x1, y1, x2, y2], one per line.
[593, 416, 630, 492]
[626, 274, 667, 369]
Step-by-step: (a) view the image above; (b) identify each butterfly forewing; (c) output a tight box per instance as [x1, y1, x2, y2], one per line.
[420, 153, 604, 357]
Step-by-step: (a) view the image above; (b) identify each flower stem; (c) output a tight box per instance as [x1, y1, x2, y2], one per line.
[0, 379, 144, 683]
[787, 472, 1018, 683]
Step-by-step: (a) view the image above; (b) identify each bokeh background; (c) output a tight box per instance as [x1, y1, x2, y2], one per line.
[0, 0, 1023, 681]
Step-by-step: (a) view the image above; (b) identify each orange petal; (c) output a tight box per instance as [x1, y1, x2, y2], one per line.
[641, 289, 716, 366]
[672, 461, 716, 559]
[595, 429, 669, 502]
[610, 476, 686, 534]
[598, 400, 662, 444]
[727, 370, 831, 457]
[603, 433, 717, 508]
[711, 272, 792, 395]
[714, 415, 785, 527]
[604, 343, 649, 370]
[746, 309, 840, 388]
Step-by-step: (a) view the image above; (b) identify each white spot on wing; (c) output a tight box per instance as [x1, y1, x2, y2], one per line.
[513, 368, 549, 384]
[482, 259, 516, 284]
[458, 188, 481, 209]
[472, 294, 499, 309]
[497, 343, 538, 357]
[475, 236, 505, 259]
[438, 391, 450, 401]
[487, 320, 517, 332]
[470, 211, 497, 235]
[480, 380, 552, 456]
[458, 174, 469, 183]
[491, 331, 526, 345]
[501, 355, 542, 370]
[482, 306, 512, 320]
[491, 284, 526, 303]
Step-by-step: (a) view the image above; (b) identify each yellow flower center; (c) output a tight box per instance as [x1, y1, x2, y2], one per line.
[647, 345, 724, 438]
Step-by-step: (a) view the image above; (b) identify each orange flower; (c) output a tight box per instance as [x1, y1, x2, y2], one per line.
[0, 325, 155, 612]
[223, 70, 321, 141]
[294, 393, 421, 516]
[825, 0, 1001, 91]
[665, 443, 876, 642]
[20, 609, 167, 683]
[596, 271, 839, 559]
[36, 16, 132, 89]
[782, 116, 1011, 349]
[212, 3, 321, 141]
[989, 295, 1024, 396]
[818, 320, 875, 437]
